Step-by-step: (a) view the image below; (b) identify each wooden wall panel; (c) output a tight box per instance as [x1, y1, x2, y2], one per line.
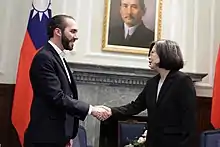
[0, 84, 15, 147]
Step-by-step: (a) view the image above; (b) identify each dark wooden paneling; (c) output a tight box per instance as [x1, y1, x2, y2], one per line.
[0, 84, 21, 147]
[0, 84, 15, 147]
[197, 96, 214, 132]
[195, 96, 214, 147]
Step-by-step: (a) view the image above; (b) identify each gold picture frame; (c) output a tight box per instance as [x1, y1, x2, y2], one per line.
[102, 0, 163, 55]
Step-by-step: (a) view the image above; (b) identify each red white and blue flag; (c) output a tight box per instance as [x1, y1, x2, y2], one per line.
[211, 45, 220, 129]
[11, 0, 52, 145]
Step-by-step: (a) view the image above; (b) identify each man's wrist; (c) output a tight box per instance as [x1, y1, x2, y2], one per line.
[88, 105, 94, 115]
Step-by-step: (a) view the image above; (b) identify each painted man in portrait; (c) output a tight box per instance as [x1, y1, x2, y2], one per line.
[108, 0, 154, 48]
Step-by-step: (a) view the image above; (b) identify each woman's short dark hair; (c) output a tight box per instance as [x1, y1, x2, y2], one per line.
[149, 39, 184, 70]
[47, 14, 74, 39]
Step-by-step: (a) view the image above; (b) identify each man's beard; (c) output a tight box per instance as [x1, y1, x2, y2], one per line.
[61, 34, 76, 51]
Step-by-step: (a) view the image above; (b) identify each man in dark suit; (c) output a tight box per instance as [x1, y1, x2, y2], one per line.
[24, 14, 108, 147]
[108, 0, 154, 48]
[99, 40, 197, 147]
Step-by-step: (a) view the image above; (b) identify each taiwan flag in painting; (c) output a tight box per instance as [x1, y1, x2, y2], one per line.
[11, 0, 52, 146]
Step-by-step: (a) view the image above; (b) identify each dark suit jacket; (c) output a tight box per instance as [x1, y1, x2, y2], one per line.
[111, 70, 197, 147]
[108, 22, 154, 48]
[24, 43, 89, 145]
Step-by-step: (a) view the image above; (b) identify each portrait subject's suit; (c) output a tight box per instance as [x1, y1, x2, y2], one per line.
[111, 70, 197, 147]
[108, 22, 154, 48]
[24, 42, 89, 146]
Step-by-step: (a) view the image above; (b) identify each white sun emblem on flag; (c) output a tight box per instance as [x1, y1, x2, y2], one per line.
[31, 0, 51, 21]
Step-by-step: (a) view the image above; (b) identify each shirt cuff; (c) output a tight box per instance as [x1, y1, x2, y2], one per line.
[88, 105, 94, 115]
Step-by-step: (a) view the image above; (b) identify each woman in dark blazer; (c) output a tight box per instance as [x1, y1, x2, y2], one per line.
[101, 40, 197, 147]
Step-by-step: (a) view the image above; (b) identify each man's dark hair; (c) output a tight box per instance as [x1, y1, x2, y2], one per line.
[149, 39, 184, 70]
[47, 14, 74, 39]
[120, 0, 145, 11]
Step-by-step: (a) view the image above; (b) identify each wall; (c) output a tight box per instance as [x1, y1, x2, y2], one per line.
[0, 0, 219, 146]
[0, 0, 220, 97]
[53, 0, 220, 97]
[0, 0, 31, 83]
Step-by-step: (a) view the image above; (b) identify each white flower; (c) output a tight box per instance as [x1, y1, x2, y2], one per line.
[137, 137, 146, 144]
[142, 130, 148, 137]
[124, 143, 134, 147]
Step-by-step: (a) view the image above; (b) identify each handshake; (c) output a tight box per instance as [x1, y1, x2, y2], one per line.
[90, 105, 112, 121]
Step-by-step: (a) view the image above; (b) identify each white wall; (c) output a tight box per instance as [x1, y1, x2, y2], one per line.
[0, 0, 31, 83]
[0, 0, 220, 97]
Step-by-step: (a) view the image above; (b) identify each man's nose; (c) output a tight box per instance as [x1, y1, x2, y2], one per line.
[126, 6, 132, 14]
[73, 34, 78, 40]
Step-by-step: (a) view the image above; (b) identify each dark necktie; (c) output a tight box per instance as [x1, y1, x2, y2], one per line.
[125, 30, 131, 41]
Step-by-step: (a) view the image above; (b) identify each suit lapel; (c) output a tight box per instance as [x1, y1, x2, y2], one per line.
[156, 71, 177, 106]
[63, 59, 76, 85]
[46, 43, 74, 89]
[63, 58, 74, 82]
[46, 43, 67, 74]
[130, 23, 144, 39]
[63, 59, 78, 98]
[149, 75, 160, 108]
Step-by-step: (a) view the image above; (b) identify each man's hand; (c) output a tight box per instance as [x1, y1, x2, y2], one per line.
[91, 105, 112, 121]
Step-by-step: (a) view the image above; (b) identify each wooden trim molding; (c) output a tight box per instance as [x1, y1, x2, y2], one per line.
[69, 63, 207, 86]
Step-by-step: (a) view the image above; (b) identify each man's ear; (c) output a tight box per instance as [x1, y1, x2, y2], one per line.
[54, 28, 62, 37]
[142, 7, 146, 15]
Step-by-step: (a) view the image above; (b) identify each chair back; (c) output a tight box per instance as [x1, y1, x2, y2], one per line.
[200, 129, 220, 147]
[118, 121, 147, 147]
[72, 125, 89, 147]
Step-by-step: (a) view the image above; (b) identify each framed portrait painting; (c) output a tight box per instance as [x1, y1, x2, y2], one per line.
[102, 0, 163, 55]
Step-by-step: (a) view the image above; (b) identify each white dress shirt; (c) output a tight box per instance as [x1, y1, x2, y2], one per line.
[156, 78, 164, 102]
[124, 23, 139, 38]
[48, 40, 93, 115]
[48, 40, 71, 83]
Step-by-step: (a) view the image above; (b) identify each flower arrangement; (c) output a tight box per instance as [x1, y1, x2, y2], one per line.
[124, 129, 147, 147]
